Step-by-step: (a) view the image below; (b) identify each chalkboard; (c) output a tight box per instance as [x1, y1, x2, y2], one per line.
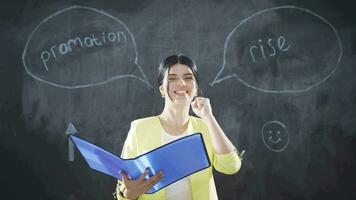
[1, 0, 355, 199]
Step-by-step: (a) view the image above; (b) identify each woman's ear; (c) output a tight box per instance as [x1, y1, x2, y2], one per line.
[159, 85, 165, 98]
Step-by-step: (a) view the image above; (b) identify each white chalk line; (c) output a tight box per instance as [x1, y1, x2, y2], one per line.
[22, 5, 152, 89]
[210, 5, 343, 93]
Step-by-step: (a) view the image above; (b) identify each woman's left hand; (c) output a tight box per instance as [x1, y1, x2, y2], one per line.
[191, 97, 213, 120]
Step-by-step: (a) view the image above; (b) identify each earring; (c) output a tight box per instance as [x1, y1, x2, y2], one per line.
[161, 93, 165, 98]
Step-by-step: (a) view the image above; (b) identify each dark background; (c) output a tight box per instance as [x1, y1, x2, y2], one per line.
[1, 0, 355, 199]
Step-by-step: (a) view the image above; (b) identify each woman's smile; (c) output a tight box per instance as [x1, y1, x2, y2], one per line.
[161, 63, 197, 103]
[173, 90, 189, 97]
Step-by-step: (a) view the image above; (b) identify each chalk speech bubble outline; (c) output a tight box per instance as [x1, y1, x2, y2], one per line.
[22, 5, 152, 89]
[210, 5, 343, 93]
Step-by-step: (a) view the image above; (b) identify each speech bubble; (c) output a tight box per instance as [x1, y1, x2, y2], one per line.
[210, 6, 342, 93]
[261, 121, 289, 152]
[22, 6, 151, 89]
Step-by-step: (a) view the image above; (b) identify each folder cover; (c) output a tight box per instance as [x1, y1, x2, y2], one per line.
[69, 133, 211, 193]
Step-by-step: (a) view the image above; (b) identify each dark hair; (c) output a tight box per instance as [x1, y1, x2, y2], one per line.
[157, 54, 199, 86]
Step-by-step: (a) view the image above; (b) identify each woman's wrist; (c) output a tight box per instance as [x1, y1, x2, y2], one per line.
[118, 192, 137, 200]
[201, 113, 214, 123]
[115, 182, 137, 200]
[123, 189, 139, 200]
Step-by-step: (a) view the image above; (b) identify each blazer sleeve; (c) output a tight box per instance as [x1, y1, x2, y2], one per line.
[116, 121, 139, 200]
[198, 119, 242, 175]
[213, 149, 242, 175]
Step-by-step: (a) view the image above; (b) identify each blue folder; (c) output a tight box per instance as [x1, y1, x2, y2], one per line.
[68, 133, 211, 194]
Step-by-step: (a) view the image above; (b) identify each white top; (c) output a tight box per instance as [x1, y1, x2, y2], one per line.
[162, 130, 192, 200]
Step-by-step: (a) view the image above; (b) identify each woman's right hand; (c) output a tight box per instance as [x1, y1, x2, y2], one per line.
[120, 169, 164, 200]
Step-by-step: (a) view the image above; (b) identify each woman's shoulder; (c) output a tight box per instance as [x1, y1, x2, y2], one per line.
[129, 116, 161, 140]
[189, 115, 208, 128]
[189, 115, 204, 123]
[131, 116, 159, 126]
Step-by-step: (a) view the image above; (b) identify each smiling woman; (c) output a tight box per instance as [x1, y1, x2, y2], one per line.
[115, 54, 243, 200]
[158, 57, 199, 109]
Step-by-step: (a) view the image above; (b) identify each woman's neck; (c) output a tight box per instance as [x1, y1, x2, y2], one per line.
[159, 105, 190, 133]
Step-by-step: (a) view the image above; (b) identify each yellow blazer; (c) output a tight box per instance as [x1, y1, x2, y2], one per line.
[117, 116, 241, 200]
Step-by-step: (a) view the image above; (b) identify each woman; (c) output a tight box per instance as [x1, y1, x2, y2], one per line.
[115, 54, 242, 200]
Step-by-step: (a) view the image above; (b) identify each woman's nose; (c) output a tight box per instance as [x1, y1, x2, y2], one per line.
[177, 78, 186, 86]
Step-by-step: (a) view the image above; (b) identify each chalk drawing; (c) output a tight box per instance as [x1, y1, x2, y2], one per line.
[261, 121, 289, 152]
[66, 122, 77, 162]
[210, 5, 343, 93]
[22, 6, 152, 89]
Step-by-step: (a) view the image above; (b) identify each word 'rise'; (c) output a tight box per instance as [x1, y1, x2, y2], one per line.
[249, 35, 291, 63]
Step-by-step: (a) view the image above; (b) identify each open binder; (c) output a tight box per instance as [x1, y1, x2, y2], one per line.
[68, 132, 211, 194]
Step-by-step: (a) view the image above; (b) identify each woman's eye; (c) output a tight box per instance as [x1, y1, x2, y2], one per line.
[168, 77, 177, 81]
[184, 77, 193, 80]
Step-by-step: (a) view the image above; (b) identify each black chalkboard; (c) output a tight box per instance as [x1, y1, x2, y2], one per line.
[1, 0, 355, 199]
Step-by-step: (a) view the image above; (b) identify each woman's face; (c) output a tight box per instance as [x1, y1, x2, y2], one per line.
[160, 63, 198, 105]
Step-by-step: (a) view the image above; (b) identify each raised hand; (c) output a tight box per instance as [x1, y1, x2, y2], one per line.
[191, 97, 213, 120]
[119, 169, 163, 200]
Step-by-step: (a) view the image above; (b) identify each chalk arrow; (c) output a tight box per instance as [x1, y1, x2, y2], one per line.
[66, 122, 77, 162]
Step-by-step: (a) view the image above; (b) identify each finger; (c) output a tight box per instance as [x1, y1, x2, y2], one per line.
[195, 96, 203, 101]
[143, 171, 163, 187]
[193, 99, 200, 108]
[119, 170, 130, 183]
[143, 171, 163, 191]
[191, 100, 197, 109]
[197, 101, 203, 108]
[191, 100, 199, 109]
[138, 169, 149, 182]
[197, 98, 208, 104]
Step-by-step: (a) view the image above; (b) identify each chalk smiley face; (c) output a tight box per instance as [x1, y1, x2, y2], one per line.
[261, 121, 289, 152]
